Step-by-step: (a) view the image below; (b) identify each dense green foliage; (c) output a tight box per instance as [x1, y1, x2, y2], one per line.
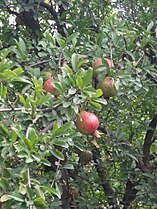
[0, 0, 157, 209]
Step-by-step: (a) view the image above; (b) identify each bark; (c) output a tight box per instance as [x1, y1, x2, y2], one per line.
[92, 146, 120, 209]
[123, 180, 137, 209]
[143, 113, 157, 168]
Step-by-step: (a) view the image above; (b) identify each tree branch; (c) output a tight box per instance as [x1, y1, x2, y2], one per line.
[40, 1, 66, 36]
[123, 180, 137, 209]
[143, 113, 157, 168]
[92, 145, 120, 209]
[0, 104, 60, 113]
[0, 202, 2, 209]
[40, 1, 58, 20]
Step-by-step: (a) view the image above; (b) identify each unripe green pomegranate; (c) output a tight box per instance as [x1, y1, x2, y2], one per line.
[75, 111, 99, 135]
[79, 150, 93, 165]
[98, 77, 117, 98]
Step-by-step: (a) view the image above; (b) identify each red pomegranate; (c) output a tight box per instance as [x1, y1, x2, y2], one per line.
[105, 58, 114, 68]
[43, 77, 55, 93]
[75, 111, 99, 135]
[92, 58, 114, 78]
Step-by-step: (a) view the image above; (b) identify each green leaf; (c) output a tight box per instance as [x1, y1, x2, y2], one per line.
[40, 158, 51, 166]
[34, 197, 48, 208]
[8, 192, 24, 202]
[55, 182, 62, 198]
[68, 88, 77, 95]
[0, 194, 11, 202]
[147, 21, 154, 32]
[0, 122, 10, 136]
[50, 148, 64, 160]
[0, 83, 7, 99]
[41, 186, 58, 196]
[74, 141, 84, 152]
[26, 126, 38, 141]
[66, 32, 79, 44]
[18, 38, 26, 52]
[76, 75, 83, 88]
[37, 95, 52, 106]
[62, 163, 74, 169]
[35, 185, 45, 200]
[13, 76, 32, 84]
[12, 67, 24, 75]
[18, 150, 29, 158]
[52, 138, 69, 148]
[55, 33, 65, 47]
[0, 46, 15, 60]
[11, 126, 25, 139]
[82, 68, 93, 87]
[18, 94, 27, 107]
[63, 50, 71, 61]
[125, 153, 138, 162]
[24, 138, 34, 150]
[142, 173, 155, 180]
[90, 101, 102, 110]
[2, 168, 11, 178]
[92, 98, 107, 105]
[91, 89, 103, 98]
[76, 59, 88, 70]
[0, 177, 10, 190]
[15, 38, 27, 60]
[51, 122, 73, 137]
[126, 51, 135, 61]
[71, 53, 80, 71]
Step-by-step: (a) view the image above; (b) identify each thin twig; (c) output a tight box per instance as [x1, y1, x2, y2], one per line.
[40, 122, 53, 133]
[29, 59, 51, 67]
[0, 104, 60, 113]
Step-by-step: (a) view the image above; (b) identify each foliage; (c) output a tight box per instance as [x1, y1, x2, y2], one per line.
[0, 0, 157, 209]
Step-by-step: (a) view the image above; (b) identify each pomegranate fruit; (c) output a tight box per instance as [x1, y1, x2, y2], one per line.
[98, 76, 117, 98]
[92, 58, 114, 78]
[43, 77, 55, 93]
[92, 58, 102, 70]
[75, 111, 99, 135]
[79, 150, 93, 165]
[69, 187, 79, 200]
[92, 58, 103, 78]
[104, 58, 114, 68]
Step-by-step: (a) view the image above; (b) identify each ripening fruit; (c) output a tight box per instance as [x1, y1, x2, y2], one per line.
[75, 111, 99, 135]
[69, 187, 79, 200]
[92, 58, 103, 78]
[43, 77, 55, 93]
[104, 58, 114, 68]
[79, 150, 93, 165]
[98, 77, 117, 98]
[92, 58, 102, 70]
[92, 58, 114, 78]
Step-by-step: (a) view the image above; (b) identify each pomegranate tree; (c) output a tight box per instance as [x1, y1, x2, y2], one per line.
[75, 111, 99, 135]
